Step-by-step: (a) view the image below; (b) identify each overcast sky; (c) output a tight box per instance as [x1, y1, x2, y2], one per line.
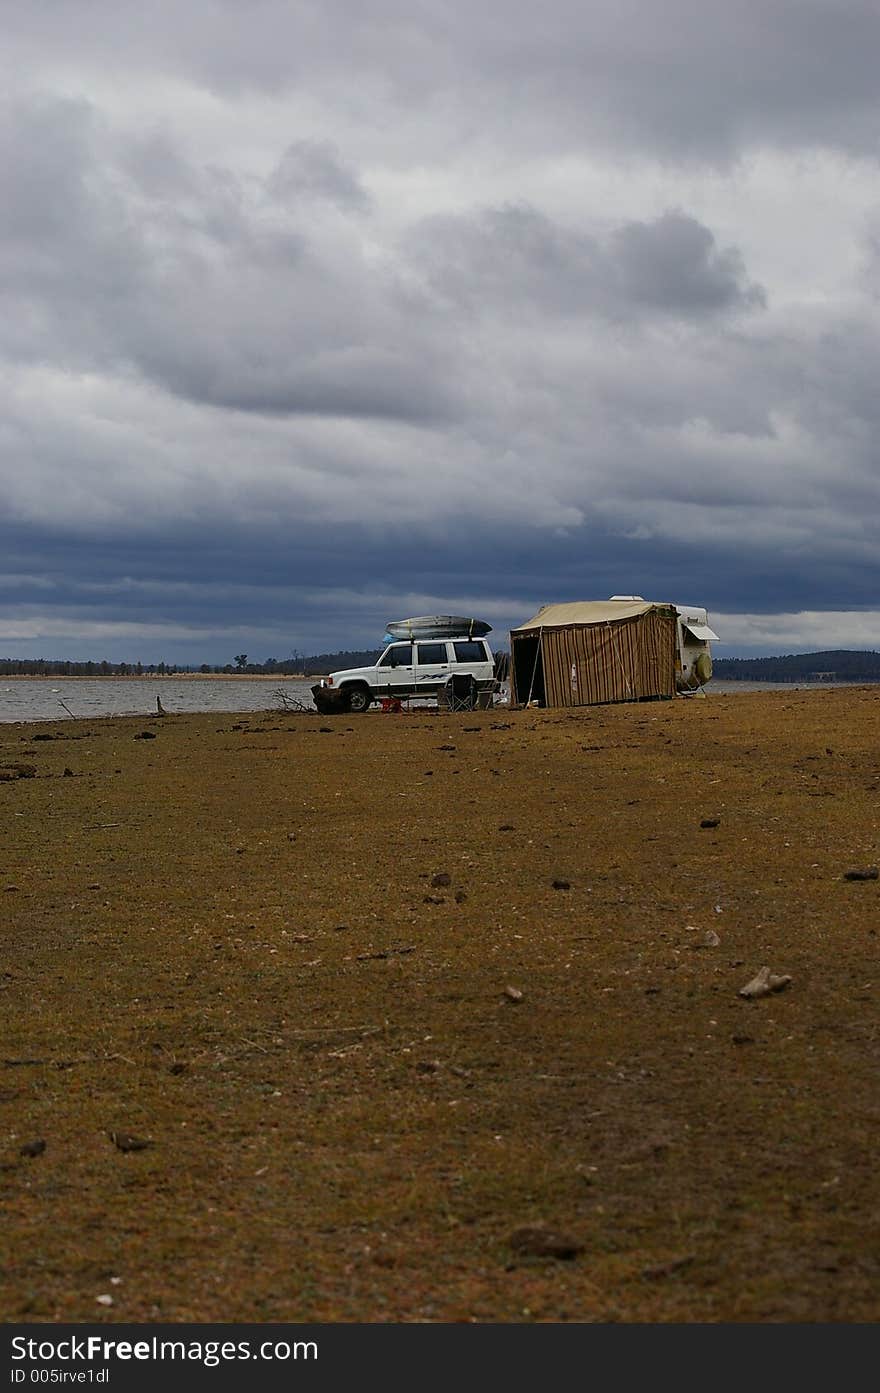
[2, 0, 879, 662]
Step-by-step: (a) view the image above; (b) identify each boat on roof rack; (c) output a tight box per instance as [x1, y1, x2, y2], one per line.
[385, 615, 492, 640]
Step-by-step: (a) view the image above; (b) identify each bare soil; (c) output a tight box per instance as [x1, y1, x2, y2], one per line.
[1, 688, 878, 1322]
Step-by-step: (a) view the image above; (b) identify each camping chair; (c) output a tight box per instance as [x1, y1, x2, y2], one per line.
[444, 672, 479, 712]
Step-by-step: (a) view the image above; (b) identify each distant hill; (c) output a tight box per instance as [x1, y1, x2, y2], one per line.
[712, 650, 880, 682]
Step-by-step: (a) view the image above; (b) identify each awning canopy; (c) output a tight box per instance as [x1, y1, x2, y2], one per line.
[684, 623, 719, 642]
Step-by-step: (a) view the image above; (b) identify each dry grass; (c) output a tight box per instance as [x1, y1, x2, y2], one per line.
[1, 688, 878, 1322]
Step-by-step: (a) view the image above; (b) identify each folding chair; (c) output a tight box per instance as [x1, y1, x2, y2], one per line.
[444, 672, 479, 711]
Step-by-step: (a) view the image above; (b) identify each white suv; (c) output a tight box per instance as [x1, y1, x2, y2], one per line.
[315, 635, 496, 713]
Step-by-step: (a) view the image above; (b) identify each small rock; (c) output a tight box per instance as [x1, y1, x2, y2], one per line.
[507, 1224, 584, 1260]
[134, 731, 156, 740]
[19, 1139, 46, 1158]
[109, 1131, 154, 1153]
[63, 767, 74, 777]
[551, 879, 571, 891]
[641, 1254, 695, 1281]
[498, 824, 515, 831]
[843, 867, 878, 881]
[731, 1034, 754, 1046]
[700, 818, 720, 829]
[95, 1294, 114, 1307]
[416, 1059, 442, 1074]
[704, 929, 721, 947]
[504, 985, 524, 1002]
[431, 872, 452, 887]
[738, 966, 792, 999]
[454, 890, 468, 903]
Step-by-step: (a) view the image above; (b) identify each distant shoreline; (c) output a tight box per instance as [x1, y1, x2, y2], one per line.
[0, 672, 325, 682]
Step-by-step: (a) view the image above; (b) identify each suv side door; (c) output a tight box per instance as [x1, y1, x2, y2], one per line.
[413, 640, 451, 694]
[374, 642, 414, 696]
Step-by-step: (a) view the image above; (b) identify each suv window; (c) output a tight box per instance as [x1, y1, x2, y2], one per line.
[452, 640, 488, 663]
[378, 644, 413, 668]
[416, 642, 448, 665]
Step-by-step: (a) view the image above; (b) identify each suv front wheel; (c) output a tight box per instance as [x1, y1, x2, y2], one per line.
[345, 685, 372, 714]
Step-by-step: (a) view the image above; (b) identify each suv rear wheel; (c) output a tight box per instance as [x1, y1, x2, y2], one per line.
[345, 685, 372, 713]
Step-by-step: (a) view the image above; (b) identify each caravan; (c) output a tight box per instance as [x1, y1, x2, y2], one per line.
[509, 596, 719, 708]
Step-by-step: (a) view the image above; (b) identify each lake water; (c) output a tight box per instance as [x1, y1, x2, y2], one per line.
[0, 678, 319, 724]
[0, 677, 868, 724]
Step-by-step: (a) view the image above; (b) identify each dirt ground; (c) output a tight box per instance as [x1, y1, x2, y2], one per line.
[1, 687, 878, 1323]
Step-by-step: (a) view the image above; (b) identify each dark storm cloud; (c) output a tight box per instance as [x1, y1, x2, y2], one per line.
[2, 3, 880, 660]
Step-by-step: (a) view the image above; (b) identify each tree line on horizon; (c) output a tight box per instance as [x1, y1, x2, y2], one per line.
[712, 650, 880, 681]
[4, 647, 879, 681]
[0, 649, 382, 678]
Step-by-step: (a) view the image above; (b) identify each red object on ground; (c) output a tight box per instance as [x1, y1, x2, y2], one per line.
[379, 697, 403, 713]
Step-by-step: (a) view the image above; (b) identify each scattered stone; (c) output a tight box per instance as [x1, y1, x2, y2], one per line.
[416, 1059, 442, 1074]
[504, 985, 524, 1003]
[431, 872, 452, 887]
[700, 818, 720, 829]
[95, 1294, 114, 1307]
[437, 744, 456, 751]
[843, 867, 878, 881]
[134, 731, 156, 740]
[19, 1139, 46, 1158]
[641, 1254, 695, 1281]
[333, 924, 350, 932]
[551, 879, 571, 891]
[704, 929, 721, 948]
[287, 832, 297, 841]
[731, 1034, 755, 1046]
[507, 1224, 584, 1260]
[423, 895, 446, 904]
[63, 767, 74, 777]
[109, 1131, 154, 1153]
[498, 824, 515, 831]
[454, 890, 468, 903]
[738, 966, 793, 1000]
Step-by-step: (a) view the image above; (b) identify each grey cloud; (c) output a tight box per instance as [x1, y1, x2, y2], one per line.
[268, 141, 370, 210]
[410, 204, 763, 322]
[611, 212, 765, 315]
[4, 3, 880, 161]
[0, 98, 461, 422]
